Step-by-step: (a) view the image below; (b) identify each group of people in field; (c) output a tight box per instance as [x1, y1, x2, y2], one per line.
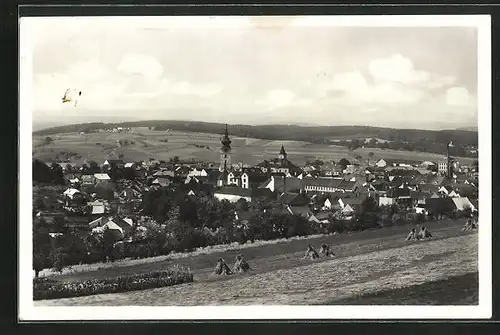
[213, 243, 337, 276]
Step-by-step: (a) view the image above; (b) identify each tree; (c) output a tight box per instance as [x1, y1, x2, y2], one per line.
[50, 163, 65, 185]
[339, 158, 350, 170]
[87, 161, 101, 174]
[44, 136, 53, 145]
[49, 247, 66, 274]
[33, 218, 52, 278]
[33, 159, 53, 183]
[368, 152, 374, 159]
[235, 198, 249, 212]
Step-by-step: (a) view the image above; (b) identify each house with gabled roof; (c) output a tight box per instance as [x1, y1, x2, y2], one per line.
[88, 201, 105, 215]
[94, 173, 111, 185]
[227, 171, 242, 186]
[262, 175, 303, 193]
[286, 205, 312, 218]
[151, 177, 171, 187]
[338, 196, 367, 210]
[214, 186, 273, 203]
[417, 183, 440, 195]
[92, 219, 125, 240]
[153, 169, 175, 178]
[63, 188, 81, 200]
[102, 159, 124, 167]
[187, 168, 208, 177]
[278, 192, 310, 207]
[302, 177, 343, 193]
[241, 170, 270, 189]
[451, 183, 478, 199]
[452, 197, 476, 212]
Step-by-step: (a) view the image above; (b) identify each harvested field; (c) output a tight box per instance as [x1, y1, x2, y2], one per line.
[36, 225, 478, 306]
[32, 130, 476, 166]
[331, 272, 478, 305]
[40, 219, 466, 280]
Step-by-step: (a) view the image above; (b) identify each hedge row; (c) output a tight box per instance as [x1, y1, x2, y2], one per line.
[33, 266, 193, 300]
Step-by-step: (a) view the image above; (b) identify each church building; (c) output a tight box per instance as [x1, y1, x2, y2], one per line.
[217, 124, 232, 187]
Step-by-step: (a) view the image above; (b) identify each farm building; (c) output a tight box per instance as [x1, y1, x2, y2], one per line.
[214, 186, 273, 203]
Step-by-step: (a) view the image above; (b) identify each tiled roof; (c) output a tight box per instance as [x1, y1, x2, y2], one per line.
[341, 196, 366, 206]
[94, 173, 111, 180]
[302, 178, 344, 188]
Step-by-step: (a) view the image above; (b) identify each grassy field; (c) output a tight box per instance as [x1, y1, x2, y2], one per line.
[32, 128, 475, 166]
[332, 272, 478, 305]
[41, 218, 466, 281]
[36, 219, 478, 306]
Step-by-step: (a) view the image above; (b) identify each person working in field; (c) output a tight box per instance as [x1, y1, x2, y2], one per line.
[232, 254, 252, 273]
[406, 228, 419, 241]
[303, 244, 320, 260]
[418, 225, 433, 239]
[319, 243, 335, 257]
[213, 258, 233, 276]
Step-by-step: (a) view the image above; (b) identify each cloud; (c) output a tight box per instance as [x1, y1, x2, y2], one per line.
[320, 71, 428, 107]
[368, 54, 430, 85]
[445, 87, 472, 107]
[318, 54, 464, 109]
[170, 81, 223, 97]
[256, 89, 312, 110]
[117, 53, 164, 79]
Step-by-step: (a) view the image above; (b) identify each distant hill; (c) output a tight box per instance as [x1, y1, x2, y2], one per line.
[455, 126, 478, 132]
[33, 120, 478, 147]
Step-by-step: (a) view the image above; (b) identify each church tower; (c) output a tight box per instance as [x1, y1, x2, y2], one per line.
[219, 124, 232, 172]
[279, 143, 287, 161]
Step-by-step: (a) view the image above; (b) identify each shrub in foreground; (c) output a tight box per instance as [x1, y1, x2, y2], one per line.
[33, 265, 193, 300]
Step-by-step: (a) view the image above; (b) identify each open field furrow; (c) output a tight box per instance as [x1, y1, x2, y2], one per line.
[36, 233, 477, 306]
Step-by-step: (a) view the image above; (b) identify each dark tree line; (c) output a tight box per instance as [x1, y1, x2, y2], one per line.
[33, 159, 65, 185]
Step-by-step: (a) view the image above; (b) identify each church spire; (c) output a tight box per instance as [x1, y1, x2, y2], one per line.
[279, 143, 287, 161]
[221, 123, 231, 148]
[219, 123, 232, 173]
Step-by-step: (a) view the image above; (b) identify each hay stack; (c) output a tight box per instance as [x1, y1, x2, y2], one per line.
[406, 228, 418, 241]
[232, 255, 251, 273]
[319, 244, 335, 257]
[213, 258, 233, 276]
[304, 244, 320, 260]
[418, 226, 432, 239]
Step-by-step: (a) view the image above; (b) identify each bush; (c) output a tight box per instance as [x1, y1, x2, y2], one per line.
[33, 266, 193, 300]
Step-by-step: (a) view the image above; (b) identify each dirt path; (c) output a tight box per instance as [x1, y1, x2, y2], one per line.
[36, 232, 478, 306]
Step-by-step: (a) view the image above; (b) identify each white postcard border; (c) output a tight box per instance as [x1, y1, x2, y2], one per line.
[19, 14, 492, 321]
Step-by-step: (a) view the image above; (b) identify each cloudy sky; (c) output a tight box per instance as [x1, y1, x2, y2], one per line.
[25, 16, 479, 130]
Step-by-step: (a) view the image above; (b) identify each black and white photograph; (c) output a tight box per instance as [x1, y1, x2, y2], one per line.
[19, 14, 492, 320]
